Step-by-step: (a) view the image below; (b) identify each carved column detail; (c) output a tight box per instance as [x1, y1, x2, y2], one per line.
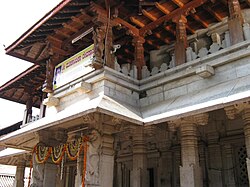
[225, 102, 250, 186]
[242, 107, 250, 186]
[92, 25, 106, 69]
[171, 113, 208, 187]
[131, 126, 148, 187]
[173, 15, 187, 66]
[228, 0, 244, 45]
[132, 36, 145, 80]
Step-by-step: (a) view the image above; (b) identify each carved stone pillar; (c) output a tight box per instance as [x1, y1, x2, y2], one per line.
[223, 144, 236, 187]
[132, 36, 145, 80]
[173, 15, 187, 66]
[225, 102, 250, 186]
[31, 130, 67, 187]
[228, 0, 244, 45]
[171, 113, 208, 187]
[14, 159, 26, 187]
[131, 126, 148, 187]
[207, 132, 223, 187]
[242, 106, 250, 186]
[92, 25, 106, 69]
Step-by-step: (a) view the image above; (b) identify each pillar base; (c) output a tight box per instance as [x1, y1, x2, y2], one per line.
[180, 164, 202, 187]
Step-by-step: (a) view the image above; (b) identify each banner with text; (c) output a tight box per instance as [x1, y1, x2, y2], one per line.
[53, 44, 94, 90]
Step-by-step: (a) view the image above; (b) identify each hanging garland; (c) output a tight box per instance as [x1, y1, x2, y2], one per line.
[51, 144, 66, 164]
[28, 136, 89, 187]
[66, 138, 82, 161]
[35, 144, 52, 164]
[82, 136, 89, 187]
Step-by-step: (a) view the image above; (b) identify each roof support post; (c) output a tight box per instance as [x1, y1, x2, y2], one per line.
[132, 36, 145, 80]
[228, 0, 244, 45]
[104, 25, 115, 69]
[92, 25, 106, 69]
[173, 15, 187, 66]
[22, 91, 33, 126]
[42, 54, 60, 93]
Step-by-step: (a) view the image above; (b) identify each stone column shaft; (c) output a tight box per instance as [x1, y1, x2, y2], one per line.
[131, 127, 148, 187]
[14, 163, 25, 187]
[242, 107, 250, 186]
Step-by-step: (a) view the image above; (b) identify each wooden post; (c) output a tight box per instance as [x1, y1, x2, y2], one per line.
[228, 0, 244, 45]
[23, 91, 33, 125]
[42, 55, 59, 93]
[173, 15, 187, 66]
[132, 36, 145, 80]
[92, 25, 106, 69]
[104, 26, 115, 69]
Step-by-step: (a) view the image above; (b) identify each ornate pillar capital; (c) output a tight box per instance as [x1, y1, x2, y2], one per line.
[224, 101, 250, 119]
[168, 113, 209, 130]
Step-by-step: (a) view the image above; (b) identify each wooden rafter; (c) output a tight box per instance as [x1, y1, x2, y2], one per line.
[140, 0, 208, 35]
[171, 0, 208, 28]
[130, 17, 170, 44]
[202, 5, 223, 22]
[154, 2, 195, 34]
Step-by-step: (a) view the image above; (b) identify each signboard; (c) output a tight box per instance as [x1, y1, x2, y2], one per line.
[53, 44, 94, 90]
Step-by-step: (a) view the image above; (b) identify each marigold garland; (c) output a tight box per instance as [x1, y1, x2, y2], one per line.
[29, 135, 89, 187]
[82, 136, 89, 187]
[66, 138, 82, 161]
[35, 144, 52, 164]
[51, 144, 66, 164]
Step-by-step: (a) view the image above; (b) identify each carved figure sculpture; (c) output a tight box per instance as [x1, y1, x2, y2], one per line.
[86, 129, 102, 185]
[31, 153, 44, 187]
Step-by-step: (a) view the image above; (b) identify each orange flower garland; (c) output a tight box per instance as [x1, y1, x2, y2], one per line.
[35, 144, 52, 164]
[82, 136, 89, 187]
[66, 138, 82, 161]
[28, 135, 89, 187]
[51, 144, 66, 164]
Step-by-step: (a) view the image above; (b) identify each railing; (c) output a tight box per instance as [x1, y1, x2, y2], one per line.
[114, 21, 250, 80]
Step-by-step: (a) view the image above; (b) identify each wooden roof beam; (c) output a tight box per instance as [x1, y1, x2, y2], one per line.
[171, 0, 209, 28]
[130, 17, 170, 44]
[140, 0, 208, 35]
[62, 23, 79, 33]
[155, 2, 195, 34]
[55, 30, 71, 38]
[202, 5, 223, 22]
[71, 16, 84, 26]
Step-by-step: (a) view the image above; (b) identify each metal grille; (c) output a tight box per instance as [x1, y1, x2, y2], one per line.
[237, 145, 249, 185]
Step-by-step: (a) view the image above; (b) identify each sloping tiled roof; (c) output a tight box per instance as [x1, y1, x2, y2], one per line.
[0, 174, 14, 187]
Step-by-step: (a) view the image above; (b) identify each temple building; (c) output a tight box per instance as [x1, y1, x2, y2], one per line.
[1, 0, 250, 186]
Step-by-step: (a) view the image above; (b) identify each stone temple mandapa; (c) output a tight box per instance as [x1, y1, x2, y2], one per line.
[1, 0, 250, 187]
